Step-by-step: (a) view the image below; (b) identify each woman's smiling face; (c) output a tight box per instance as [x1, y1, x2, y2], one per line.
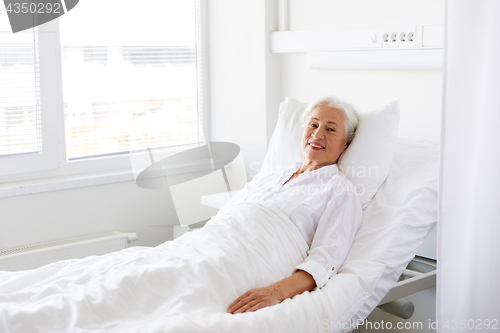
[301, 104, 348, 167]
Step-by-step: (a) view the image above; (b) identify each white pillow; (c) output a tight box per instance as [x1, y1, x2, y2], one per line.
[261, 97, 400, 208]
[260, 98, 307, 175]
[338, 100, 400, 208]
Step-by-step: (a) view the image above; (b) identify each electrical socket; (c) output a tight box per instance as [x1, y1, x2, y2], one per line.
[381, 25, 416, 48]
[382, 32, 390, 43]
[383, 31, 398, 48]
[399, 30, 416, 48]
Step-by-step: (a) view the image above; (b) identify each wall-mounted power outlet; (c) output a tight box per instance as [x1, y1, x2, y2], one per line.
[382, 32, 390, 43]
[382, 31, 397, 48]
[399, 26, 416, 48]
[382, 25, 416, 48]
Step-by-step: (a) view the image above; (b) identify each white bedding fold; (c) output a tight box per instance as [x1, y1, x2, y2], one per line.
[0, 201, 309, 333]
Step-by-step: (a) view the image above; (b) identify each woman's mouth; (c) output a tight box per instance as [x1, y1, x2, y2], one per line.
[308, 142, 325, 150]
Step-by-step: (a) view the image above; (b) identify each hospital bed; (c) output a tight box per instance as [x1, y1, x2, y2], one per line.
[0, 98, 439, 333]
[202, 96, 439, 331]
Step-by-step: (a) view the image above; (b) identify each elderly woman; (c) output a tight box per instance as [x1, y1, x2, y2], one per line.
[227, 96, 362, 314]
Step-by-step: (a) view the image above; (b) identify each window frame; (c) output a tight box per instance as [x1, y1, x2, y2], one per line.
[0, 0, 209, 185]
[0, 21, 60, 177]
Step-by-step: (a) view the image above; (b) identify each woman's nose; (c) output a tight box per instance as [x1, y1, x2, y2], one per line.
[313, 127, 325, 139]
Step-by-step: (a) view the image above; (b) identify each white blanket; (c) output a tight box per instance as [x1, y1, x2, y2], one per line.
[0, 202, 312, 333]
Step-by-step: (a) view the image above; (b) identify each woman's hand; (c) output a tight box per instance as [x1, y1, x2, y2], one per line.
[227, 270, 316, 314]
[227, 285, 283, 314]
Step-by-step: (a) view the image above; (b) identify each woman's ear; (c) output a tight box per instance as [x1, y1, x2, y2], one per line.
[342, 141, 350, 152]
[337, 142, 350, 162]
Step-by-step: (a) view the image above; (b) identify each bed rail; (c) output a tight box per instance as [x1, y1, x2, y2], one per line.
[376, 256, 436, 319]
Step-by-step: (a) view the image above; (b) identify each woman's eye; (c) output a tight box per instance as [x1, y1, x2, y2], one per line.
[328, 128, 335, 132]
[309, 123, 318, 128]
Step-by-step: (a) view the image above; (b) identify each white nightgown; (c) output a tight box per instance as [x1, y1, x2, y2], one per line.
[224, 162, 363, 288]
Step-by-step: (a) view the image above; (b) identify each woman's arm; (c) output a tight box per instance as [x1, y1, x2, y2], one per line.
[227, 270, 315, 314]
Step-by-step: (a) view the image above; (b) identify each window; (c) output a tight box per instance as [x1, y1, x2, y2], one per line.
[0, 7, 58, 177]
[0, 0, 207, 182]
[0, 18, 40, 157]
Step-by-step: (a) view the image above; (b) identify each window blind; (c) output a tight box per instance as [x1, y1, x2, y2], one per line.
[0, 8, 41, 158]
[59, 0, 202, 160]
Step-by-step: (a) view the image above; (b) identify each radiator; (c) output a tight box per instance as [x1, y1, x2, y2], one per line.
[0, 232, 138, 272]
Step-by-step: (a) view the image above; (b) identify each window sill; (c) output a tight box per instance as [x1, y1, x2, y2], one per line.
[0, 169, 134, 199]
[0, 160, 231, 199]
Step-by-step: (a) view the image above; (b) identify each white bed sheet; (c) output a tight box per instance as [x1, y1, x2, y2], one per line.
[0, 201, 310, 333]
[347, 138, 439, 322]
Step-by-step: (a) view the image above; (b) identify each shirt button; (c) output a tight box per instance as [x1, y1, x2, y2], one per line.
[332, 267, 335, 271]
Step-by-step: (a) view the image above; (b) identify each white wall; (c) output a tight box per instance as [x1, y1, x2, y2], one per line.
[280, 60, 443, 141]
[281, 0, 444, 142]
[207, 0, 282, 179]
[0, 159, 249, 252]
[0, 180, 173, 249]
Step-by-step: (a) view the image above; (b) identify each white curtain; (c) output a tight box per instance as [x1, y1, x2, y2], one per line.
[438, 0, 500, 330]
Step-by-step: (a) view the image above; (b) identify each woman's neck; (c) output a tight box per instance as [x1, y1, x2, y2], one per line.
[283, 161, 336, 186]
[298, 160, 335, 175]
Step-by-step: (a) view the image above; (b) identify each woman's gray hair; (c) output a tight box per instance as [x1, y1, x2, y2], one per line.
[300, 95, 360, 144]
